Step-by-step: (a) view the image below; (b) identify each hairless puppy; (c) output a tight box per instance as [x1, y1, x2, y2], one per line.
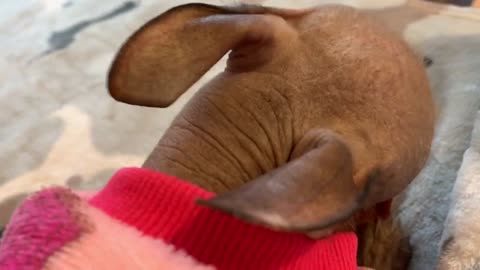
[108, 3, 435, 238]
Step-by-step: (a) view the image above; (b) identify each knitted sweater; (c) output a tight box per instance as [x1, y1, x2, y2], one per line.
[0, 167, 359, 270]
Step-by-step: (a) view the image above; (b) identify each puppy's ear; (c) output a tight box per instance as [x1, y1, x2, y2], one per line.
[197, 129, 375, 233]
[108, 3, 297, 107]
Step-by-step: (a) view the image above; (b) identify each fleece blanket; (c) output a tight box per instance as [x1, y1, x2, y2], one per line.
[1, 0, 480, 269]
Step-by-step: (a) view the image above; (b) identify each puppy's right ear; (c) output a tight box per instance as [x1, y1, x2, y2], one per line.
[108, 3, 293, 107]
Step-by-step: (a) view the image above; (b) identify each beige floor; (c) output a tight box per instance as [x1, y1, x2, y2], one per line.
[1, 0, 480, 269]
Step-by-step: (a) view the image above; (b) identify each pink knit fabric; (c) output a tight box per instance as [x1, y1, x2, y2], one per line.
[90, 167, 359, 270]
[0, 167, 360, 270]
[0, 188, 89, 270]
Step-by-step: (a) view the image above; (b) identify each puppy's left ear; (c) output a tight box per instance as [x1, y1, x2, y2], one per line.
[197, 129, 375, 232]
[107, 3, 301, 108]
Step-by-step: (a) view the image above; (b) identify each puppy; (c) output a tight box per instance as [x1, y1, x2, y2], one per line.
[107, 3, 435, 239]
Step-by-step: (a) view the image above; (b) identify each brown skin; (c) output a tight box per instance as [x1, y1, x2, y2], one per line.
[357, 217, 412, 270]
[108, 3, 434, 239]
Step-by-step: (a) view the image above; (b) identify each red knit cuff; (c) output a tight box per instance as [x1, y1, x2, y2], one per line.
[89, 167, 358, 270]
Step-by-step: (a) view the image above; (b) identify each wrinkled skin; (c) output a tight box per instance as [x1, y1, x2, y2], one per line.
[108, 3, 434, 240]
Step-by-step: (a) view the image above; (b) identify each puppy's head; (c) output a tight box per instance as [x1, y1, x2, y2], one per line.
[108, 3, 399, 107]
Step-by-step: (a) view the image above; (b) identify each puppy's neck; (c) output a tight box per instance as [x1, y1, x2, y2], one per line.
[142, 73, 296, 193]
[142, 144, 249, 193]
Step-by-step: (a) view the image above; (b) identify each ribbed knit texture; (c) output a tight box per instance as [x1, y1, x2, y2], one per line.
[0, 187, 216, 270]
[0, 187, 90, 270]
[89, 167, 359, 270]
